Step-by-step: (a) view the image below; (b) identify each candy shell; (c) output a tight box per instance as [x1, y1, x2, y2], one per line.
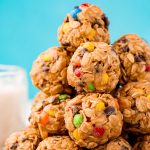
[73, 114, 84, 128]
[70, 7, 82, 19]
[73, 129, 80, 140]
[96, 101, 105, 111]
[87, 83, 95, 91]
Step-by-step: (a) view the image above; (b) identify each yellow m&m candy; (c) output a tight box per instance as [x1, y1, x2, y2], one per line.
[101, 73, 109, 85]
[82, 42, 94, 52]
[41, 54, 52, 62]
[88, 29, 96, 40]
[96, 101, 105, 111]
[73, 129, 80, 140]
[47, 110, 55, 117]
[62, 23, 70, 33]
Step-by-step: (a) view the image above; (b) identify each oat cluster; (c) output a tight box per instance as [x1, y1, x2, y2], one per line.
[5, 3, 150, 150]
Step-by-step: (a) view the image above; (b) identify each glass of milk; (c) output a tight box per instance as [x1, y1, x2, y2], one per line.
[0, 65, 28, 148]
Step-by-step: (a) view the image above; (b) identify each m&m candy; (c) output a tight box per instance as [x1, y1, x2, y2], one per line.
[93, 127, 105, 137]
[87, 83, 95, 91]
[146, 64, 150, 72]
[75, 68, 81, 77]
[73, 114, 84, 128]
[70, 7, 82, 19]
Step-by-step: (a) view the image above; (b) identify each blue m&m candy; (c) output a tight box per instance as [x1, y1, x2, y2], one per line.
[70, 7, 82, 19]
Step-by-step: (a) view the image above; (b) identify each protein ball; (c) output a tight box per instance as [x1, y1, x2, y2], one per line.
[117, 80, 150, 133]
[5, 127, 41, 150]
[112, 34, 150, 84]
[67, 42, 120, 93]
[30, 47, 72, 95]
[65, 93, 123, 149]
[29, 94, 71, 139]
[36, 136, 80, 150]
[133, 135, 150, 150]
[58, 3, 110, 52]
[93, 137, 132, 150]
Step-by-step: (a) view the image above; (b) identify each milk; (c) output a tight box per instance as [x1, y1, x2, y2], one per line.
[0, 65, 28, 148]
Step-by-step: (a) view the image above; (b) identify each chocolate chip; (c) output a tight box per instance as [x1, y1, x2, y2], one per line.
[72, 106, 79, 114]
[61, 41, 70, 46]
[120, 38, 128, 43]
[64, 16, 69, 22]
[42, 66, 49, 72]
[78, 81, 84, 87]
[121, 145, 129, 150]
[21, 137, 28, 142]
[102, 14, 109, 28]
[86, 117, 91, 122]
[91, 20, 101, 28]
[104, 106, 115, 117]
[79, 48, 87, 57]
[42, 100, 47, 105]
[122, 45, 129, 52]
[116, 83, 123, 89]
[134, 55, 146, 62]
[10, 143, 18, 149]
[48, 97, 60, 105]
[95, 63, 100, 73]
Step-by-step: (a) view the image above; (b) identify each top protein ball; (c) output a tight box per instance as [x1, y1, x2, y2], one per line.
[67, 42, 120, 93]
[112, 34, 150, 84]
[30, 47, 72, 95]
[58, 3, 110, 52]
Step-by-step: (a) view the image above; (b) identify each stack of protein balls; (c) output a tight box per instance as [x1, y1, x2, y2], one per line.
[5, 3, 150, 150]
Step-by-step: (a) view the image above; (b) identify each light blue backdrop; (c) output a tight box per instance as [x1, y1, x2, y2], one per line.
[0, 0, 150, 99]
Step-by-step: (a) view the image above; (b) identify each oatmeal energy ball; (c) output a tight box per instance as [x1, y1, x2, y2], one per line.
[5, 127, 41, 150]
[117, 80, 150, 133]
[113, 34, 150, 83]
[30, 47, 72, 95]
[93, 137, 132, 150]
[133, 135, 150, 150]
[67, 42, 120, 93]
[65, 93, 123, 148]
[58, 3, 110, 52]
[29, 94, 71, 139]
[37, 136, 80, 150]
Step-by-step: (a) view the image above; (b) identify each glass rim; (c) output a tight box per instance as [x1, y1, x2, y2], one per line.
[0, 64, 26, 76]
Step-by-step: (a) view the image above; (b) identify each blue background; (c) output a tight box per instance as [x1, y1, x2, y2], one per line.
[0, 0, 150, 99]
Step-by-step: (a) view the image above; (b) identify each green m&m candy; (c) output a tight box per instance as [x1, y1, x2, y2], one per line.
[73, 114, 83, 128]
[59, 94, 70, 101]
[87, 83, 95, 91]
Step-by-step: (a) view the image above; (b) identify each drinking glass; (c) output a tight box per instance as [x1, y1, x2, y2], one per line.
[0, 65, 28, 148]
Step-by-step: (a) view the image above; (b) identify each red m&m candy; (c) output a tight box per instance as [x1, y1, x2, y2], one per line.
[146, 64, 150, 72]
[80, 3, 90, 7]
[75, 68, 81, 77]
[93, 127, 105, 137]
